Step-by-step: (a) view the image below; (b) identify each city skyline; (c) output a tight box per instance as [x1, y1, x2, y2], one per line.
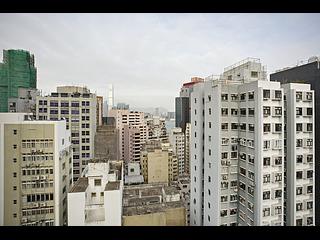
[0, 13, 319, 111]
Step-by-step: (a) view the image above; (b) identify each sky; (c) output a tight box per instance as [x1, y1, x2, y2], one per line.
[0, 13, 319, 111]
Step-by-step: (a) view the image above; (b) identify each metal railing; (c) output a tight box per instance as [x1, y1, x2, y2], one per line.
[224, 57, 260, 72]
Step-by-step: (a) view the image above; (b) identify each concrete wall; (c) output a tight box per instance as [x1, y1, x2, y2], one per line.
[67, 192, 85, 226]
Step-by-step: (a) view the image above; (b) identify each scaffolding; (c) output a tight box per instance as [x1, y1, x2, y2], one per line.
[0, 49, 37, 112]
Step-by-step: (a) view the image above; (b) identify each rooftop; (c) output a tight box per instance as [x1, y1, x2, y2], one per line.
[69, 177, 88, 193]
[122, 183, 184, 216]
[105, 181, 120, 191]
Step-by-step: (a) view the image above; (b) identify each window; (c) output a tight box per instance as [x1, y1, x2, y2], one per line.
[274, 90, 282, 99]
[296, 171, 303, 180]
[263, 106, 271, 116]
[306, 108, 313, 116]
[296, 123, 303, 132]
[230, 195, 237, 202]
[307, 185, 313, 194]
[13, 172, 17, 178]
[13, 158, 17, 163]
[208, 108, 211, 115]
[306, 155, 313, 163]
[274, 123, 282, 132]
[230, 209, 237, 215]
[91, 192, 96, 198]
[307, 201, 313, 210]
[221, 108, 228, 116]
[220, 210, 227, 217]
[248, 202, 254, 212]
[221, 152, 228, 159]
[240, 108, 246, 116]
[274, 157, 282, 165]
[208, 122, 212, 128]
[221, 94, 228, 101]
[263, 174, 270, 183]
[296, 203, 303, 211]
[275, 173, 282, 182]
[263, 124, 271, 133]
[304, 91, 312, 101]
[263, 90, 270, 99]
[306, 139, 313, 147]
[275, 206, 282, 215]
[307, 217, 313, 226]
[296, 219, 303, 226]
[231, 108, 238, 116]
[274, 189, 281, 199]
[239, 181, 246, 191]
[248, 124, 254, 132]
[296, 107, 302, 116]
[296, 92, 302, 100]
[94, 179, 102, 186]
[221, 123, 228, 130]
[248, 91, 254, 100]
[296, 139, 303, 147]
[208, 149, 211, 156]
[208, 95, 211, 101]
[296, 187, 303, 195]
[248, 171, 254, 180]
[263, 191, 270, 200]
[248, 186, 254, 196]
[248, 108, 254, 116]
[13, 129, 17, 135]
[263, 207, 270, 217]
[231, 94, 238, 101]
[231, 123, 238, 130]
[306, 123, 312, 132]
[263, 141, 270, 150]
[221, 138, 229, 145]
[251, 71, 258, 78]
[13, 144, 17, 149]
[274, 107, 282, 116]
[208, 136, 211, 142]
[307, 170, 313, 179]
[240, 93, 246, 101]
[100, 192, 104, 197]
[221, 195, 228, 202]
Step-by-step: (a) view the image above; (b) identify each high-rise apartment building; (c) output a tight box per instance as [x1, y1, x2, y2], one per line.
[169, 128, 185, 175]
[0, 113, 72, 226]
[190, 58, 314, 226]
[108, 109, 148, 164]
[0, 49, 37, 112]
[282, 83, 315, 226]
[270, 56, 319, 225]
[175, 77, 204, 132]
[68, 159, 123, 226]
[36, 86, 97, 181]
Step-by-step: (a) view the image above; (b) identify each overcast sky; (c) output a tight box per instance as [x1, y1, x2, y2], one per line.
[0, 13, 319, 111]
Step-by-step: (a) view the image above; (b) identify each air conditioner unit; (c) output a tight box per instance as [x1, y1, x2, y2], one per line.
[40, 203, 46, 207]
[33, 203, 39, 208]
[22, 218, 28, 223]
[35, 176, 40, 180]
[222, 175, 228, 180]
[227, 161, 231, 166]
[41, 176, 47, 180]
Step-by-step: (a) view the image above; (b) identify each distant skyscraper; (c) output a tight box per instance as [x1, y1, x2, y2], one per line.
[108, 84, 114, 111]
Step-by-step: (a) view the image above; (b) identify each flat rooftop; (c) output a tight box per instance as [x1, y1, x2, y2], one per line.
[122, 183, 184, 216]
[105, 181, 120, 191]
[69, 177, 88, 193]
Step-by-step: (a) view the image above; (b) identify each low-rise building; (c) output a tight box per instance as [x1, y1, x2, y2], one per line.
[124, 162, 144, 185]
[122, 183, 186, 226]
[67, 159, 123, 226]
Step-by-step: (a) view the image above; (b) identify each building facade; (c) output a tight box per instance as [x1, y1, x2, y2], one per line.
[270, 57, 319, 225]
[36, 86, 97, 181]
[96, 96, 103, 127]
[0, 113, 72, 226]
[190, 58, 314, 226]
[0, 49, 37, 112]
[68, 159, 123, 226]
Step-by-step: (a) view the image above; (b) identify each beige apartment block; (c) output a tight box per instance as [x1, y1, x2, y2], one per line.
[122, 183, 186, 226]
[0, 113, 72, 226]
[36, 86, 97, 181]
[140, 140, 178, 184]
